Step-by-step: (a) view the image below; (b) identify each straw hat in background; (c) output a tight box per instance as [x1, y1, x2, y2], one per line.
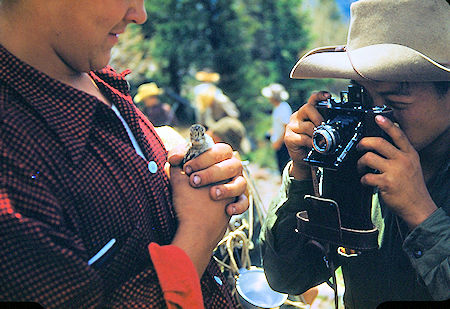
[133, 82, 164, 103]
[195, 69, 220, 83]
[290, 0, 449, 82]
[261, 83, 289, 102]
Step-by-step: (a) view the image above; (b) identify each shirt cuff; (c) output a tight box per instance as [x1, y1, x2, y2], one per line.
[403, 208, 450, 276]
[148, 243, 204, 309]
[282, 161, 314, 213]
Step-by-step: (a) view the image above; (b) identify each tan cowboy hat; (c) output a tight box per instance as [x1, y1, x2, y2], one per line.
[291, 0, 450, 82]
[195, 70, 220, 83]
[134, 82, 164, 103]
[261, 83, 289, 101]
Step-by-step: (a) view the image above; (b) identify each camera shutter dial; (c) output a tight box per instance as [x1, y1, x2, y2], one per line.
[313, 124, 340, 154]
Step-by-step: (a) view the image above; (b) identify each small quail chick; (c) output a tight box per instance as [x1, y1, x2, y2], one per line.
[182, 124, 215, 165]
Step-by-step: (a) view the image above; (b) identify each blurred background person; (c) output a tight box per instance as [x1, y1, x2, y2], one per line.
[262, 83, 292, 175]
[208, 117, 251, 156]
[134, 82, 175, 127]
[193, 69, 240, 128]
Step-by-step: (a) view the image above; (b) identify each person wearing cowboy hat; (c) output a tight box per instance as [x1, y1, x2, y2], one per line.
[262, 83, 293, 174]
[133, 82, 176, 127]
[193, 68, 240, 128]
[261, 0, 449, 308]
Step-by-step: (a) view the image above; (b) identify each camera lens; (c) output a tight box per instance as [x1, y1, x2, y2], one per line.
[312, 124, 340, 154]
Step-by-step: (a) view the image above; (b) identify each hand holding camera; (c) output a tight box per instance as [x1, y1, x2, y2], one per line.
[284, 91, 328, 180]
[356, 114, 437, 230]
[288, 83, 439, 249]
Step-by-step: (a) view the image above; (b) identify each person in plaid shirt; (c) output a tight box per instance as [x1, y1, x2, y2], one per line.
[0, 1, 248, 308]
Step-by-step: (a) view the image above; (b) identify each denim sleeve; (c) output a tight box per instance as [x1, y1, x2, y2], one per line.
[403, 208, 450, 300]
[260, 162, 335, 295]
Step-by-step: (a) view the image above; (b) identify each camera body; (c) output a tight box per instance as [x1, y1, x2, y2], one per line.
[304, 83, 392, 169]
[297, 83, 393, 252]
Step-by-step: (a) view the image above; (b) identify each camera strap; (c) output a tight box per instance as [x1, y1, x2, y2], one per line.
[311, 166, 320, 196]
[306, 239, 339, 309]
[296, 196, 379, 251]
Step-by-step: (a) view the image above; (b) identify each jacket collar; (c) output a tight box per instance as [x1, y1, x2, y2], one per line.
[0, 44, 131, 162]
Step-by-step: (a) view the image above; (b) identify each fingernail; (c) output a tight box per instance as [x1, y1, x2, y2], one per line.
[193, 175, 201, 185]
[375, 115, 385, 122]
[232, 206, 237, 215]
[185, 165, 192, 175]
[216, 188, 222, 198]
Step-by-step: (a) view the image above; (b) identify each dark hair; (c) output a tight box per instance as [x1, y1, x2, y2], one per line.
[432, 81, 449, 97]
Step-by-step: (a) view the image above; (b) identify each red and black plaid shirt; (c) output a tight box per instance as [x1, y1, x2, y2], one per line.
[0, 44, 237, 308]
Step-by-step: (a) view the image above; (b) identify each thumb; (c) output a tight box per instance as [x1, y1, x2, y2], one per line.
[165, 162, 186, 186]
[167, 143, 188, 167]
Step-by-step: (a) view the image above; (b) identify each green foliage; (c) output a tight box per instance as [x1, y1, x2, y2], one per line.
[304, 0, 349, 48]
[233, 0, 312, 116]
[141, 0, 250, 95]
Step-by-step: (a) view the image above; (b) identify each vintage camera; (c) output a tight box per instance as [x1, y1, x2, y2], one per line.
[305, 83, 393, 169]
[296, 82, 393, 252]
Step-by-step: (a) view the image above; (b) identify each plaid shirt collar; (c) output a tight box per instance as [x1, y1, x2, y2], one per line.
[0, 44, 132, 162]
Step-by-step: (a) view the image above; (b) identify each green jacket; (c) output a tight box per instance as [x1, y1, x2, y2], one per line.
[261, 161, 449, 309]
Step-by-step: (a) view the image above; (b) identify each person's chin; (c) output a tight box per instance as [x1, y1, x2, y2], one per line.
[90, 54, 111, 71]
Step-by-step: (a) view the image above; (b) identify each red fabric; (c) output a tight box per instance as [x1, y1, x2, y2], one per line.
[0, 44, 237, 308]
[149, 243, 204, 309]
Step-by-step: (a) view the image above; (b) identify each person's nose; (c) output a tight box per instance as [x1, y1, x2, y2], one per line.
[126, 0, 147, 25]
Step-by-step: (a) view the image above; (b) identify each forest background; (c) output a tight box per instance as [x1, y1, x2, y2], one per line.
[111, 0, 355, 169]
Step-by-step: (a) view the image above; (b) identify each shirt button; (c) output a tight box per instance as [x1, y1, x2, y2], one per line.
[214, 276, 223, 285]
[413, 249, 423, 258]
[148, 161, 158, 174]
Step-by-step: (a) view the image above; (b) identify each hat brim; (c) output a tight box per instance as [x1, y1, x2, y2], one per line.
[195, 71, 220, 83]
[261, 86, 289, 101]
[134, 93, 145, 103]
[291, 44, 450, 82]
[134, 89, 163, 103]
